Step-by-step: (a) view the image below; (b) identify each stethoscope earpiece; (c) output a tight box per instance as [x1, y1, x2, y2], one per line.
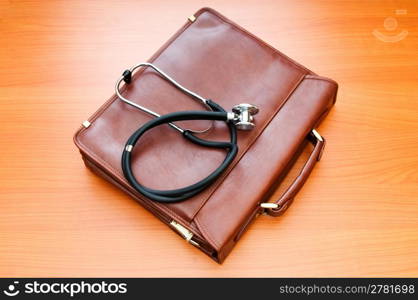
[116, 63, 259, 203]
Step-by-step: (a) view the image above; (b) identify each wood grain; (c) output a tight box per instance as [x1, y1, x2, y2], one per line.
[0, 0, 417, 277]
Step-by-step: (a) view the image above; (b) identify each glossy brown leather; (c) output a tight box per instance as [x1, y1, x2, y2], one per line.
[73, 7, 338, 263]
[264, 134, 325, 217]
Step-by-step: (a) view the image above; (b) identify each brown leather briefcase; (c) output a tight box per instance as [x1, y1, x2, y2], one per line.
[73, 7, 338, 263]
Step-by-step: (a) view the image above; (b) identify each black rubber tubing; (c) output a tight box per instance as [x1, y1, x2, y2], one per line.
[121, 100, 238, 203]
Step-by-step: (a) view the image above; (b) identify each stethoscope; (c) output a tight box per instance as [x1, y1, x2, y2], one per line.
[116, 63, 259, 203]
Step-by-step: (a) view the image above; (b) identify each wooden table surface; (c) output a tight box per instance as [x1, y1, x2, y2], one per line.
[1, 0, 417, 277]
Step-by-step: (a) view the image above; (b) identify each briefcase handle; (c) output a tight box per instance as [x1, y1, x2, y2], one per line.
[260, 129, 326, 217]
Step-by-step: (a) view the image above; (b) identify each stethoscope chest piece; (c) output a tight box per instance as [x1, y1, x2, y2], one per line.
[116, 63, 260, 203]
[231, 103, 259, 130]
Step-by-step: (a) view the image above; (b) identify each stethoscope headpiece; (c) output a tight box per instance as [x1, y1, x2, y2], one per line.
[116, 63, 260, 131]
